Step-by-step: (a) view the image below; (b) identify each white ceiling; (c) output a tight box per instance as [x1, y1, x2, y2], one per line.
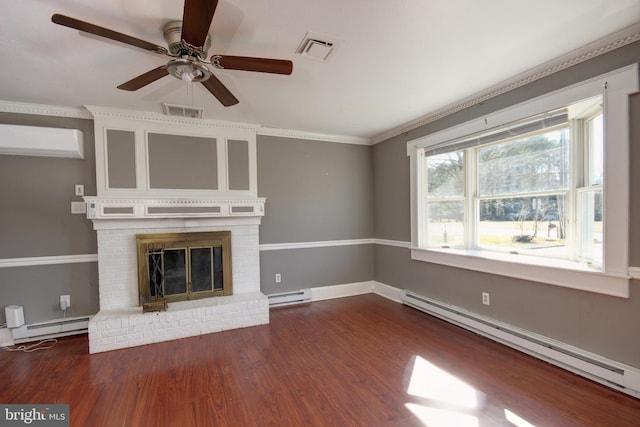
[1, 1, 639, 141]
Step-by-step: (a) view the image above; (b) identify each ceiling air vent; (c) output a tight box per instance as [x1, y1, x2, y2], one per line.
[296, 33, 335, 62]
[162, 103, 204, 119]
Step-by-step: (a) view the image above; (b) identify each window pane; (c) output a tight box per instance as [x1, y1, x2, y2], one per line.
[587, 114, 603, 186]
[578, 190, 603, 266]
[426, 151, 464, 197]
[478, 195, 566, 257]
[427, 201, 464, 247]
[478, 128, 569, 196]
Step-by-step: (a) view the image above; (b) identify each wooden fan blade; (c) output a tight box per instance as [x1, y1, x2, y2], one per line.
[213, 55, 293, 75]
[201, 75, 239, 107]
[52, 14, 167, 54]
[117, 67, 169, 91]
[181, 0, 219, 47]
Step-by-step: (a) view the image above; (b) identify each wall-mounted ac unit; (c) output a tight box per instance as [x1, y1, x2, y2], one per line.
[0, 124, 84, 158]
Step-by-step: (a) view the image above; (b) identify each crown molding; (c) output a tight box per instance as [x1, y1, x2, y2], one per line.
[258, 126, 371, 145]
[0, 101, 92, 119]
[371, 23, 640, 145]
[0, 101, 369, 144]
[84, 105, 262, 131]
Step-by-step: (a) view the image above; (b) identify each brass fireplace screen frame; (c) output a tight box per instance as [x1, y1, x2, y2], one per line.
[136, 231, 232, 312]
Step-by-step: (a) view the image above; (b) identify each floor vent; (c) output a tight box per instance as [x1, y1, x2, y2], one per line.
[401, 290, 640, 398]
[161, 103, 204, 119]
[11, 315, 92, 343]
[268, 289, 311, 307]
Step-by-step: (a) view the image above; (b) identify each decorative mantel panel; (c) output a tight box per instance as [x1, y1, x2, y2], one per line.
[84, 197, 265, 221]
[87, 106, 260, 200]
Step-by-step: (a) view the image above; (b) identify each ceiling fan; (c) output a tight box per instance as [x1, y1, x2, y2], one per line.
[51, 0, 293, 107]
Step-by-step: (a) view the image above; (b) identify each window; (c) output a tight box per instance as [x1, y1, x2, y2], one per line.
[407, 65, 637, 297]
[424, 105, 589, 262]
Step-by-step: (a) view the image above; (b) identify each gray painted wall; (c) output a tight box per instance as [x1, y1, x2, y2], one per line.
[260, 245, 373, 294]
[372, 40, 640, 368]
[0, 124, 376, 325]
[1, 38, 636, 373]
[257, 135, 373, 243]
[257, 135, 374, 294]
[0, 113, 98, 324]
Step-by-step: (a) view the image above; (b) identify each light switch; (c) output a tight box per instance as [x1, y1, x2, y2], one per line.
[74, 184, 84, 196]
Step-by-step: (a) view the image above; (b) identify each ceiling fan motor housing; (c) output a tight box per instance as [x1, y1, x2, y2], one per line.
[162, 20, 211, 58]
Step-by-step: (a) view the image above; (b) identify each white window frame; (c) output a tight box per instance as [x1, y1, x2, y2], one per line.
[407, 64, 638, 298]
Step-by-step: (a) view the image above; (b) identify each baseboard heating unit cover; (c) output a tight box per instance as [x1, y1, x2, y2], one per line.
[401, 290, 640, 398]
[11, 315, 92, 343]
[268, 289, 311, 307]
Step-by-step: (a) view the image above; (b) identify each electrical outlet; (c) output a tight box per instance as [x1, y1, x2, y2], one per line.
[275, 273, 282, 283]
[60, 295, 70, 311]
[482, 292, 490, 306]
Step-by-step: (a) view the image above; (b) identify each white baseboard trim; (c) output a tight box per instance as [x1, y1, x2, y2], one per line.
[307, 280, 400, 303]
[0, 328, 14, 347]
[310, 281, 374, 301]
[372, 281, 404, 303]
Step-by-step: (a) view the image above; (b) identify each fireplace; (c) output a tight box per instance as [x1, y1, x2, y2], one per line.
[136, 231, 232, 312]
[85, 198, 268, 353]
[85, 107, 268, 353]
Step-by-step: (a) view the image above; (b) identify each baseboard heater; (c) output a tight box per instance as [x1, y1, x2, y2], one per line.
[401, 290, 640, 398]
[11, 315, 92, 344]
[268, 288, 311, 307]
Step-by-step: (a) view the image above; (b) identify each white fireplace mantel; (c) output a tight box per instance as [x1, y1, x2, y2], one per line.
[84, 196, 265, 224]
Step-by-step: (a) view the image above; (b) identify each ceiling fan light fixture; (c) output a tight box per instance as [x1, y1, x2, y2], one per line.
[166, 58, 212, 83]
[181, 68, 201, 82]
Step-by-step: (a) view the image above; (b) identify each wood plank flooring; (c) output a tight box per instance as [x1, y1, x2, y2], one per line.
[2, 294, 640, 426]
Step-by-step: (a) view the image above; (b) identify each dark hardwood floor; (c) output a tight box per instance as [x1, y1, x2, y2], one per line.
[2, 294, 639, 426]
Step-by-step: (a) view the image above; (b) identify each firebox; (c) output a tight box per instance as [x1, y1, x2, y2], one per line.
[136, 231, 232, 312]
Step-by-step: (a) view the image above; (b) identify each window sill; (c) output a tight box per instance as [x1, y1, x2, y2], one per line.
[410, 247, 630, 298]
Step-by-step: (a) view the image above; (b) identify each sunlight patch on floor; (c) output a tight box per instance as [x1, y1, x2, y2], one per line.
[405, 403, 479, 427]
[505, 409, 536, 427]
[405, 355, 540, 426]
[407, 355, 480, 410]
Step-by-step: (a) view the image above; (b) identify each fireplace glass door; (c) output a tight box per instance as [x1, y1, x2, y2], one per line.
[137, 232, 232, 311]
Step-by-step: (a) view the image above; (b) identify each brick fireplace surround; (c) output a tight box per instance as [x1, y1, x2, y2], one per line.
[86, 200, 268, 354]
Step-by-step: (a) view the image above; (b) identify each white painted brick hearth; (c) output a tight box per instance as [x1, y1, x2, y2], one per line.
[88, 216, 268, 353]
[89, 292, 268, 353]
